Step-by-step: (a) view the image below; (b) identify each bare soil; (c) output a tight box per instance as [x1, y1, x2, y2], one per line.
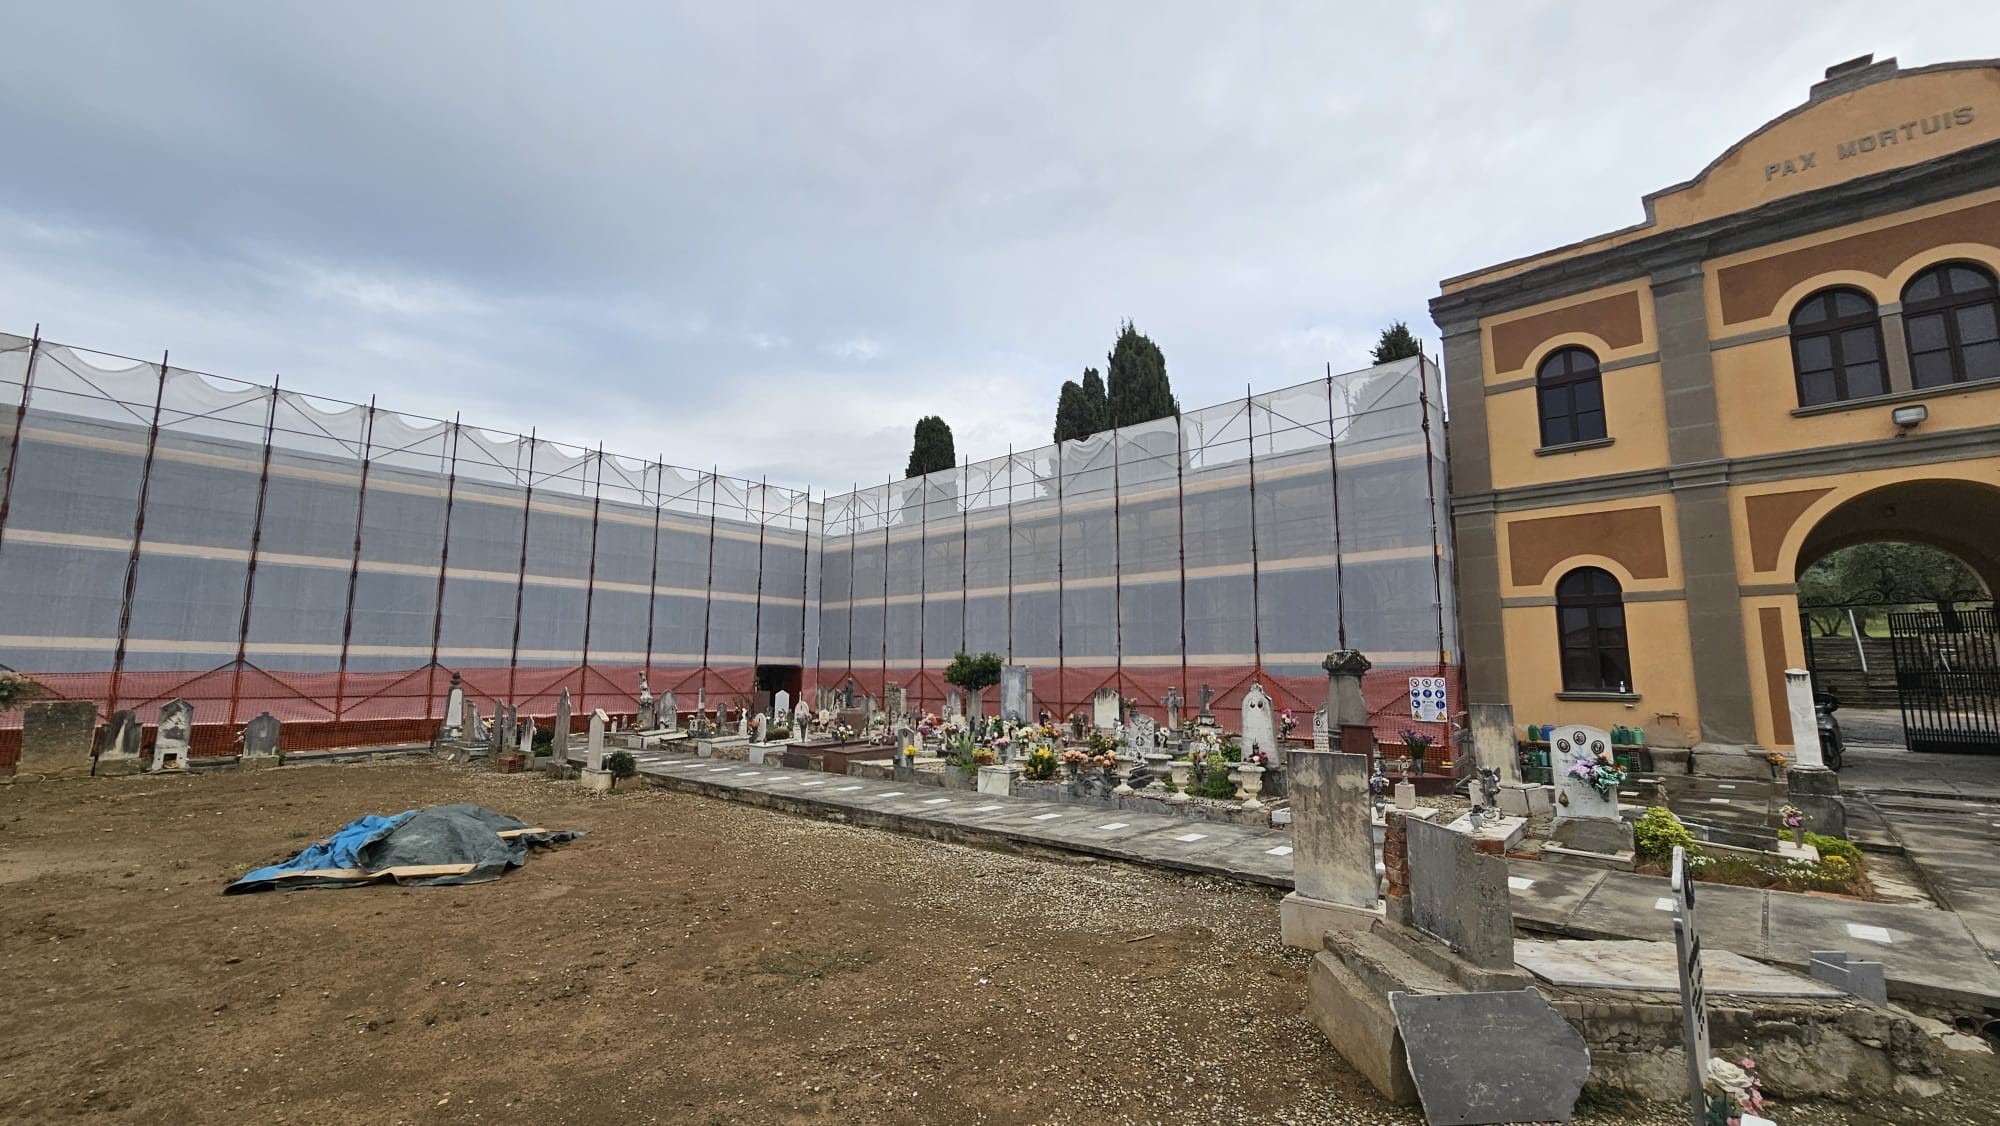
[0, 761, 1986, 1124]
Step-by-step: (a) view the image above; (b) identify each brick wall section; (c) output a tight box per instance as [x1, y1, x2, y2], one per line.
[1472, 836, 1507, 856]
[1383, 810, 1410, 924]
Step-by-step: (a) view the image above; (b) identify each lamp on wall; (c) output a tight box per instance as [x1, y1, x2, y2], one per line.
[1891, 404, 1928, 431]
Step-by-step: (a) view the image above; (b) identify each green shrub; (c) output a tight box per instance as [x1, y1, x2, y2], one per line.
[1633, 806, 1698, 865]
[607, 750, 637, 788]
[1192, 762, 1238, 800]
[1022, 745, 1058, 781]
[1805, 832, 1863, 871]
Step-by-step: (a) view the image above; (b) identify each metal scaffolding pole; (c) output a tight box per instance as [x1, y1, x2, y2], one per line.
[1174, 411, 1190, 726]
[750, 476, 770, 692]
[225, 378, 282, 727]
[504, 429, 540, 708]
[1245, 388, 1265, 682]
[105, 352, 169, 720]
[423, 418, 464, 723]
[1418, 355, 1448, 667]
[0, 326, 42, 558]
[1324, 364, 1349, 649]
[1054, 441, 1066, 721]
[698, 467, 722, 699]
[577, 446, 606, 713]
[331, 400, 379, 734]
[641, 459, 664, 687]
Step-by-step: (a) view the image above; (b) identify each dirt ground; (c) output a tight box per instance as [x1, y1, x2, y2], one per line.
[0, 761, 1990, 1125]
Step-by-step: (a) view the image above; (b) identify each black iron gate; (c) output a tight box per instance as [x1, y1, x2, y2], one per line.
[1889, 607, 2000, 754]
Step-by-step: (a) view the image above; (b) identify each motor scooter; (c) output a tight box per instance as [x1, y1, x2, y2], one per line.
[1815, 691, 1844, 771]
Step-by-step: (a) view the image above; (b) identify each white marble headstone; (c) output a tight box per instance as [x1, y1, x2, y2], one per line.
[1551, 725, 1619, 823]
[586, 708, 608, 771]
[1240, 682, 1278, 764]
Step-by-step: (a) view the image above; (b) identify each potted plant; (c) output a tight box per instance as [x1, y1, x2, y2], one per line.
[1398, 728, 1435, 775]
[607, 750, 637, 791]
[1779, 803, 1806, 847]
[1766, 750, 1788, 779]
[1023, 744, 1058, 781]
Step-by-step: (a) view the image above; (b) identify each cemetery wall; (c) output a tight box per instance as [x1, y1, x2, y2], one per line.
[814, 356, 1460, 736]
[0, 336, 1459, 767]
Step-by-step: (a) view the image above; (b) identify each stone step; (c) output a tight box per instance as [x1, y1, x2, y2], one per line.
[1323, 923, 1462, 999]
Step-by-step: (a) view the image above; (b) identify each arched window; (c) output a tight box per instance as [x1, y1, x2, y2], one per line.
[1902, 262, 2000, 388]
[1536, 346, 1605, 447]
[1789, 287, 1885, 407]
[1556, 567, 1630, 693]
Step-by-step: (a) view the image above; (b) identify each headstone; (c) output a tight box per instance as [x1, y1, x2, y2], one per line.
[737, 708, 749, 737]
[465, 701, 484, 744]
[754, 714, 769, 744]
[1129, 715, 1158, 756]
[965, 686, 982, 721]
[945, 688, 963, 719]
[518, 714, 538, 761]
[153, 698, 194, 772]
[636, 673, 656, 730]
[842, 678, 856, 707]
[1405, 817, 1514, 968]
[1092, 687, 1120, 731]
[1549, 725, 1632, 854]
[1809, 950, 1888, 1005]
[553, 688, 573, 762]
[586, 708, 608, 771]
[1783, 668, 1825, 770]
[1240, 682, 1278, 764]
[662, 690, 677, 729]
[1322, 650, 1372, 727]
[1197, 683, 1215, 723]
[1388, 990, 1589, 1125]
[1163, 686, 1183, 731]
[19, 700, 99, 779]
[885, 682, 905, 722]
[1000, 665, 1033, 724]
[95, 709, 143, 775]
[1286, 750, 1377, 910]
[1312, 707, 1330, 751]
[696, 686, 707, 714]
[1393, 781, 1417, 810]
[242, 711, 281, 758]
[793, 698, 810, 731]
[774, 689, 791, 722]
[493, 700, 514, 749]
[443, 672, 467, 738]
[1670, 846, 1711, 1125]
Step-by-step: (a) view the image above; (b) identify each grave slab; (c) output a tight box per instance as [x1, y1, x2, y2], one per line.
[1516, 938, 1840, 997]
[1388, 989, 1588, 1126]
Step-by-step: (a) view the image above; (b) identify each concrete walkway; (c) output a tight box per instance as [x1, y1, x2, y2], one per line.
[634, 748, 2000, 1011]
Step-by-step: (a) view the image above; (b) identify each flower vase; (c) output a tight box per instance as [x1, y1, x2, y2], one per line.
[1792, 825, 1805, 847]
[1166, 760, 1191, 805]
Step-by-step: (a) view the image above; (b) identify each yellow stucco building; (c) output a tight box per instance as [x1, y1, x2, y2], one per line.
[1431, 54, 2000, 762]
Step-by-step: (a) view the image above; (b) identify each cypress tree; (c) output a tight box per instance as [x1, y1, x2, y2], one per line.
[1104, 321, 1177, 428]
[1371, 321, 1423, 365]
[904, 416, 956, 478]
[1054, 380, 1087, 443]
[1079, 367, 1110, 437]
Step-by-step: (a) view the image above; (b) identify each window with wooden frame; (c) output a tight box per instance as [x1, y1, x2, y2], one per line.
[1556, 566, 1630, 693]
[1789, 287, 1886, 407]
[1902, 261, 2000, 389]
[1535, 346, 1606, 447]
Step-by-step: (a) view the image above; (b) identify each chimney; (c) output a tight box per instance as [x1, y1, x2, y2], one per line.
[1810, 53, 1899, 102]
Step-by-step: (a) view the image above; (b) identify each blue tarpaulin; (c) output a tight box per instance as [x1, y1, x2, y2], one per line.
[225, 803, 581, 894]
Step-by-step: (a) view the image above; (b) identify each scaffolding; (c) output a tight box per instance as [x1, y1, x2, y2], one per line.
[0, 330, 1455, 762]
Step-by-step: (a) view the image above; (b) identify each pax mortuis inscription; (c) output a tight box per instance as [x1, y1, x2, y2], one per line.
[1765, 105, 1977, 181]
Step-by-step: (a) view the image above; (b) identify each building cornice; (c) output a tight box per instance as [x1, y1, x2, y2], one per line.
[1430, 140, 2000, 327]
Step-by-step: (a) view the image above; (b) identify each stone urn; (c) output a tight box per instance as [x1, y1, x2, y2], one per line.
[1112, 759, 1135, 797]
[1236, 763, 1266, 811]
[1167, 759, 1192, 804]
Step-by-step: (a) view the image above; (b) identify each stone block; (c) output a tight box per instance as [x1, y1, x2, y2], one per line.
[1690, 743, 1770, 779]
[976, 764, 1018, 796]
[1307, 950, 1417, 1105]
[1787, 765, 1846, 839]
[18, 701, 98, 779]
[580, 768, 614, 793]
[1810, 950, 1888, 1005]
[1468, 702, 1519, 784]
[1280, 891, 1379, 951]
[1443, 812, 1527, 853]
[1497, 783, 1530, 817]
[1551, 817, 1634, 855]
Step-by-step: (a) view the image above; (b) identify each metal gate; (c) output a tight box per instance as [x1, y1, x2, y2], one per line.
[1889, 607, 2000, 754]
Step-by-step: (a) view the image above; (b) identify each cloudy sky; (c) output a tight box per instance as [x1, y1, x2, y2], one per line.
[2, 3, 1995, 491]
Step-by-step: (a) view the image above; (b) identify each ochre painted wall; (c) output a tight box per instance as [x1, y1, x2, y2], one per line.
[1501, 598, 1701, 747]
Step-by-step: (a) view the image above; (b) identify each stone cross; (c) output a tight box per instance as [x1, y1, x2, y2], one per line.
[1197, 683, 1215, 721]
[443, 672, 467, 738]
[242, 711, 281, 758]
[153, 698, 194, 772]
[1240, 682, 1278, 764]
[586, 708, 608, 772]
